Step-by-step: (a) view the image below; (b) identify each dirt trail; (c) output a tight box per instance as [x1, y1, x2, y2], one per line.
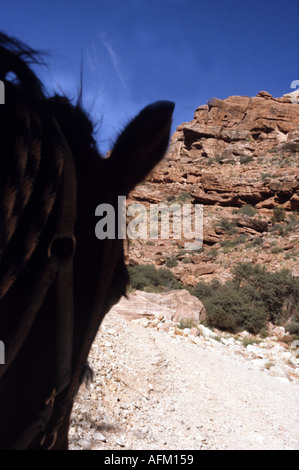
[70, 310, 299, 450]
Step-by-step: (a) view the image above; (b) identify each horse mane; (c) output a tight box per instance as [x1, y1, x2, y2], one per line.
[0, 32, 45, 101]
[0, 32, 96, 149]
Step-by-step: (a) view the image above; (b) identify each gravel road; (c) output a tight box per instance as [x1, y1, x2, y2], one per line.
[70, 310, 299, 450]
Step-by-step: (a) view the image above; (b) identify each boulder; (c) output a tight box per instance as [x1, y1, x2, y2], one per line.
[193, 263, 218, 276]
[110, 289, 207, 324]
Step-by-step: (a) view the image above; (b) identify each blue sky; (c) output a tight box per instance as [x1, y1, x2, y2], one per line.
[1, 0, 299, 153]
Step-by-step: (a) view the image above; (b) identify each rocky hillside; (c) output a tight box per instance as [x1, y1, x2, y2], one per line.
[127, 91, 299, 286]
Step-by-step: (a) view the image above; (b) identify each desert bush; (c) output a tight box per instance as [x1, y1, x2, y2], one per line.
[261, 172, 273, 182]
[202, 282, 267, 334]
[270, 213, 299, 236]
[220, 234, 247, 248]
[128, 264, 183, 292]
[216, 218, 237, 235]
[286, 214, 299, 230]
[191, 279, 220, 299]
[272, 206, 286, 223]
[178, 318, 198, 329]
[240, 155, 254, 164]
[242, 337, 262, 348]
[165, 257, 178, 268]
[280, 214, 299, 235]
[286, 321, 299, 335]
[177, 191, 192, 203]
[271, 246, 284, 254]
[233, 204, 257, 217]
[232, 264, 299, 323]
[284, 249, 299, 260]
[206, 248, 218, 259]
[191, 263, 299, 334]
[167, 195, 176, 203]
[252, 237, 263, 246]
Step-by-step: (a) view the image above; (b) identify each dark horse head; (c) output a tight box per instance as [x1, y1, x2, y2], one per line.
[0, 32, 174, 449]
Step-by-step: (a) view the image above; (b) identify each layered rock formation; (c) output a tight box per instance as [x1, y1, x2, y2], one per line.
[128, 91, 299, 284]
[145, 91, 299, 210]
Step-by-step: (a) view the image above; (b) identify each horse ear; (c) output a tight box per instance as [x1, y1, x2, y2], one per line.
[105, 101, 175, 195]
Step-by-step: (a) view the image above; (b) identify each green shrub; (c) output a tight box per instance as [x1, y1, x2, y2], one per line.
[191, 263, 299, 334]
[261, 172, 273, 182]
[284, 249, 299, 260]
[202, 282, 267, 334]
[252, 237, 263, 246]
[177, 192, 192, 203]
[269, 213, 299, 236]
[193, 247, 204, 254]
[178, 318, 197, 329]
[220, 235, 247, 248]
[216, 218, 237, 235]
[234, 234, 248, 244]
[286, 321, 299, 335]
[215, 154, 225, 163]
[165, 257, 178, 268]
[234, 204, 257, 217]
[240, 155, 254, 164]
[232, 264, 299, 323]
[207, 248, 218, 259]
[259, 327, 269, 338]
[286, 214, 299, 230]
[271, 246, 284, 254]
[242, 337, 262, 348]
[191, 283, 209, 299]
[128, 264, 183, 292]
[281, 214, 299, 235]
[272, 206, 286, 223]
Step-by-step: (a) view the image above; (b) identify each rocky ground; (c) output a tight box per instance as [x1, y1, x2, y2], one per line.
[69, 304, 299, 451]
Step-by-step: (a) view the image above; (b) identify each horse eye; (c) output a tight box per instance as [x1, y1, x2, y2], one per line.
[49, 236, 76, 261]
